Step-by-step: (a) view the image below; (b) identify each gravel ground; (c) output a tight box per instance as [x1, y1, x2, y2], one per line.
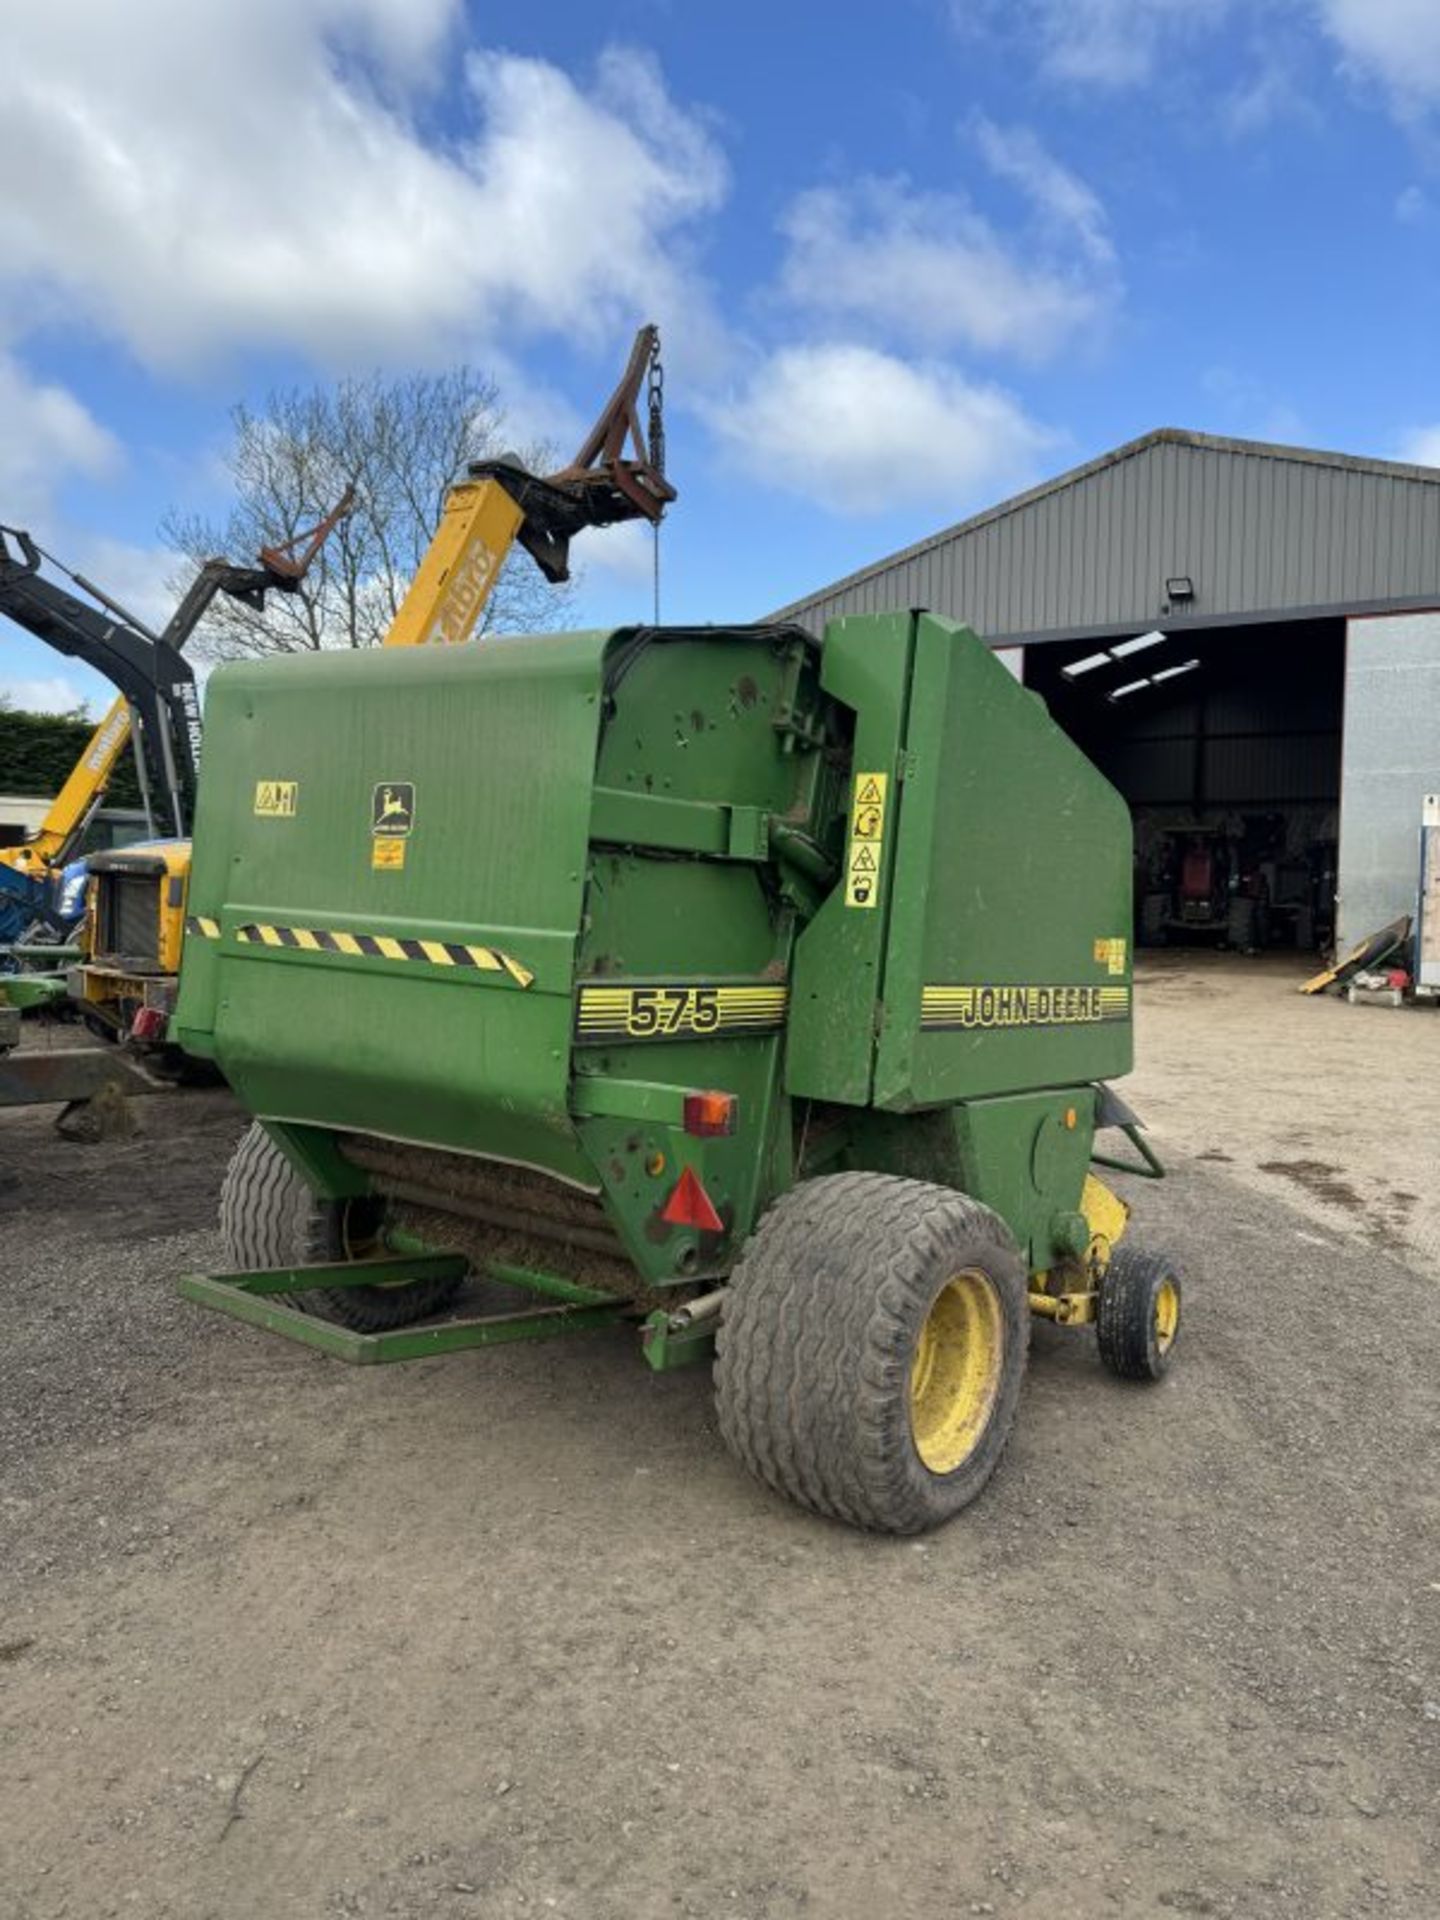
[1126, 950, 1440, 1271]
[2, 963, 1438, 1920]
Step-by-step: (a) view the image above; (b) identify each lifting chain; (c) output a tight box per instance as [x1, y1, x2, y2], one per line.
[647, 330, 666, 477]
[648, 330, 665, 624]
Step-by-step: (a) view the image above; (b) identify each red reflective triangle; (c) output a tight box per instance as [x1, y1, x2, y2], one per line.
[660, 1165, 724, 1233]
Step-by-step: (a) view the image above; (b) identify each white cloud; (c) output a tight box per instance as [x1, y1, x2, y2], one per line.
[0, 674, 97, 717]
[458, 48, 728, 368]
[571, 518, 656, 588]
[775, 178, 1107, 364]
[703, 342, 1057, 516]
[752, 127, 1103, 513]
[1397, 425, 1440, 467]
[973, 118, 1115, 263]
[1221, 48, 1320, 135]
[0, 352, 120, 525]
[1318, 0, 1440, 111]
[966, 0, 1232, 88]
[976, 0, 1440, 115]
[971, 0, 1440, 126]
[0, 6, 727, 373]
[321, 0, 461, 80]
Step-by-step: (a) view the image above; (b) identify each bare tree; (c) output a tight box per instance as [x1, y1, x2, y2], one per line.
[162, 367, 575, 660]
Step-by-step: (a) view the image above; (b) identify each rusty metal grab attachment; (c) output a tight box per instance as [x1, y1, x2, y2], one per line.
[257, 485, 357, 584]
[470, 324, 678, 584]
[162, 485, 357, 628]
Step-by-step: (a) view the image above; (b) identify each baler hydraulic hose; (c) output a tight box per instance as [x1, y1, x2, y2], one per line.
[667, 1288, 727, 1331]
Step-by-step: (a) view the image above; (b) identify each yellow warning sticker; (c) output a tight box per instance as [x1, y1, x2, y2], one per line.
[371, 836, 407, 871]
[253, 780, 298, 818]
[1092, 936, 1128, 976]
[845, 770, 889, 908]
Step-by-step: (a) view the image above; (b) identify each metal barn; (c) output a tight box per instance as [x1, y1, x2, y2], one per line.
[773, 429, 1440, 954]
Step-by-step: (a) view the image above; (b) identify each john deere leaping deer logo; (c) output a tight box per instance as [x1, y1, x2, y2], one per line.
[371, 782, 415, 837]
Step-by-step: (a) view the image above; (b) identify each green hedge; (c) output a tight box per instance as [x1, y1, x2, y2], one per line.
[0, 709, 144, 807]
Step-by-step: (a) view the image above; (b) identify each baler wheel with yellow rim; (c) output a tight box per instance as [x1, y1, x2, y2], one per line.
[219, 1122, 465, 1332]
[1096, 1245, 1182, 1381]
[714, 1172, 1028, 1534]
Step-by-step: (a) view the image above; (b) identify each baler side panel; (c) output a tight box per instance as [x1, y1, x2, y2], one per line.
[173, 634, 613, 1184]
[875, 615, 1134, 1109]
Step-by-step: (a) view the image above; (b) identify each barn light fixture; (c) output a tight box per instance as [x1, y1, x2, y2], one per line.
[1108, 657, 1201, 702]
[1062, 630, 1167, 680]
[1062, 650, 1112, 678]
[1165, 576, 1195, 601]
[1111, 629, 1167, 659]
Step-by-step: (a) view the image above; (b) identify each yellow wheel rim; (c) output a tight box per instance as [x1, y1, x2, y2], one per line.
[1154, 1277, 1180, 1353]
[909, 1270, 1004, 1475]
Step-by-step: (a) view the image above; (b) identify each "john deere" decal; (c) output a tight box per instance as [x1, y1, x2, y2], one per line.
[921, 984, 1131, 1030]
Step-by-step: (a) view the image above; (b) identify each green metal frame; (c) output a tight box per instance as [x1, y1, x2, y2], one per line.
[1091, 1120, 1167, 1181]
[0, 944, 81, 968]
[0, 972, 70, 1011]
[177, 1252, 631, 1365]
[640, 1308, 718, 1372]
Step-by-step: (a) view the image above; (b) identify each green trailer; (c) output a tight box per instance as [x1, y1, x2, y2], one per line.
[173, 611, 1180, 1533]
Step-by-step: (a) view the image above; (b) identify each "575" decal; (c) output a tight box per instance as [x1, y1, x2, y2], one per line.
[575, 982, 788, 1043]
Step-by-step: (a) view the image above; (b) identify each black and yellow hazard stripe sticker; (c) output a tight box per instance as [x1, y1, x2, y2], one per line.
[921, 983, 1130, 1031]
[185, 916, 532, 987]
[576, 981, 788, 1043]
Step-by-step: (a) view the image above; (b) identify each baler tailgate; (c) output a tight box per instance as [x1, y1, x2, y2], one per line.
[874, 614, 1134, 1107]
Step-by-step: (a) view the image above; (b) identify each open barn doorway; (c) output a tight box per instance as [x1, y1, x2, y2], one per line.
[1024, 618, 1344, 952]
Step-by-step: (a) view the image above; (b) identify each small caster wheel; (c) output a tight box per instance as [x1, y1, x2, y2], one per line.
[1097, 1247, 1181, 1381]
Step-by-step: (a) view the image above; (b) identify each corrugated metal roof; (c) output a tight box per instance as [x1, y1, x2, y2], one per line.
[770, 428, 1440, 644]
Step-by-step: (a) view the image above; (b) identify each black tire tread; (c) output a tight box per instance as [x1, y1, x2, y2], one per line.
[1096, 1244, 1180, 1381]
[218, 1122, 464, 1332]
[715, 1172, 1028, 1534]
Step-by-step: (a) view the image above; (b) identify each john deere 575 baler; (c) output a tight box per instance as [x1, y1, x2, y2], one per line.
[174, 611, 1179, 1533]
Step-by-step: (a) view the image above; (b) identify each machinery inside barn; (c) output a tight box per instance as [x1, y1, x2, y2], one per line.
[1025, 620, 1342, 953]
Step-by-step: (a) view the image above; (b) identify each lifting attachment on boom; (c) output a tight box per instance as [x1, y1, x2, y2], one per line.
[477, 322, 675, 584]
[384, 325, 675, 649]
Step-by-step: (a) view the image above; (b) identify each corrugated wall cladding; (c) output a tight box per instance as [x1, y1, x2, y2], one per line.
[1082, 686, 1341, 808]
[772, 431, 1440, 643]
[1338, 612, 1440, 950]
[1100, 732, 1339, 808]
